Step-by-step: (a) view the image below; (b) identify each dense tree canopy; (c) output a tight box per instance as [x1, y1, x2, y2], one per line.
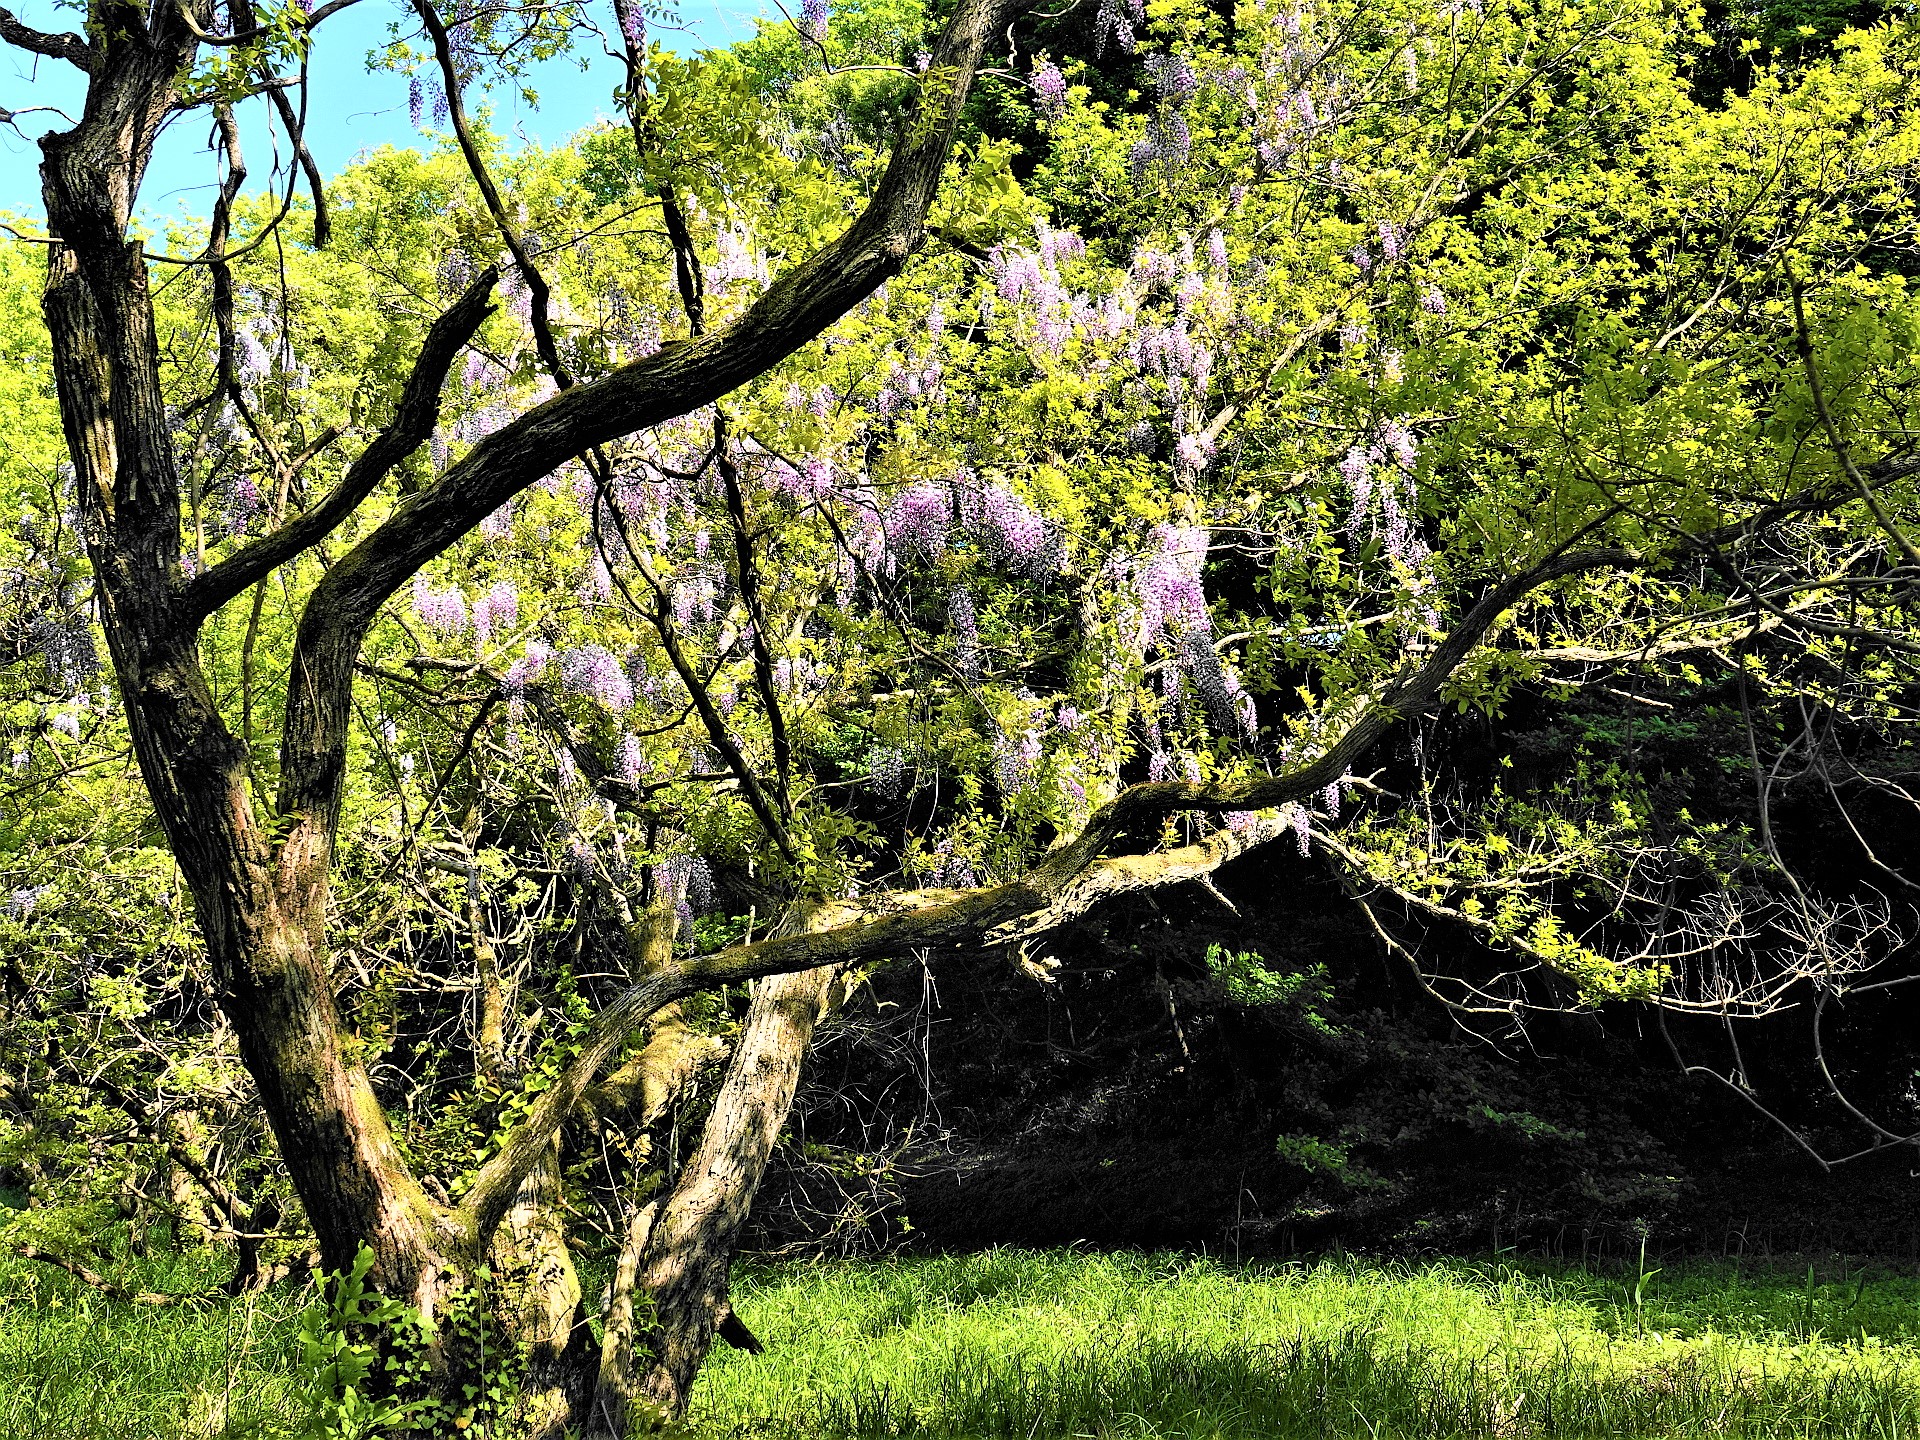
[3, 0, 1920, 1429]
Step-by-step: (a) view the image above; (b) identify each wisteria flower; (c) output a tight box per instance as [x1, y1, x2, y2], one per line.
[1031, 60, 1068, 122]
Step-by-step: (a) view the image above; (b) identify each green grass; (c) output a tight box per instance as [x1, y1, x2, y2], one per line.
[694, 1251, 1920, 1438]
[9, 1247, 1920, 1437]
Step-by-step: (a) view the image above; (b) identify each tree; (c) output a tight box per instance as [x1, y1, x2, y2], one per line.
[8, 0, 1025, 1424]
[5, 0, 1920, 1431]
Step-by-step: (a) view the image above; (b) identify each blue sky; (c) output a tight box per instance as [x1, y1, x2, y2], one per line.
[0, 0, 767, 221]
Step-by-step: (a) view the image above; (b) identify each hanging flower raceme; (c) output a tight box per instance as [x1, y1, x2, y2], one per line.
[412, 575, 469, 636]
[560, 645, 634, 711]
[653, 852, 716, 948]
[711, 223, 768, 290]
[26, 598, 100, 694]
[868, 744, 909, 800]
[471, 581, 519, 648]
[1131, 526, 1260, 747]
[1342, 420, 1428, 570]
[948, 587, 982, 680]
[882, 484, 953, 561]
[224, 476, 260, 538]
[993, 728, 1043, 798]
[6, 884, 51, 920]
[1095, 0, 1144, 55]
[963, 481, 1064, 580]
[1031, 60, 1068, 122]
[503, 641, 551, 695]
[671, 564, 721, 628]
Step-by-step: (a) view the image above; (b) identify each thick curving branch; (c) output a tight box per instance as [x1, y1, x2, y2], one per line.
[455, 543, 1635, 1246]
[179, 268, 498, 622]
[0, 7, 94, 69]
[275, 0, 1016, 832]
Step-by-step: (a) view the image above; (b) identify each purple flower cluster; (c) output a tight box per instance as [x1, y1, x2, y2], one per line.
[618, 732, 650, 784]
[480, 501, 514, 540]
[769, 454, 837, 504]
[799, 0, 827, 41]
[1136, 525, 1210, 644]
[1094, 0, 1144, 54]
[471, 580, 518, 648]
[927, 837, 977, 888]
[1130, 111, 1193, 182]
[236, 326, 272, 385]
[1135, 527, 1259, 746]
[1342, 421, 1427, 568]
[560, 645, 634, 711]
[1175, 432, 1215, 477]
[6, 884, 51, 920]
[1031, 60, 1068, 122]
[868, 744, 909, 800]
[773, 655, 824, 697]
[948, 587, 982, 680]
[1145, 52, 1199, 105]
[672, 566, 717, 627]
[29, 604, 100, 694]
[712, 224, 765, 288]
[966, 483, 1063, 578]
[503, 640, 551, 695]
[652, 853, 714, 943]
[882, 484, 953, 560]
[412, 576, 468, 635]
[1378, 220, 1406, 263]
[1245, 27, 1342, 173]
[655, 853, 714, 911]
[987, 225, 1089, 360]
[993, 728, 1042, 797]
[620, 0, 645, 51]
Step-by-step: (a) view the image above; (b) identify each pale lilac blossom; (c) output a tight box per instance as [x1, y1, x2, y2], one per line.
[560, 645, 634, 711]
[412, 576, 469, 635]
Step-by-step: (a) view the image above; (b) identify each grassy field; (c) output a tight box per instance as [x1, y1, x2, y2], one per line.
[7, 1247, 1920, 1437]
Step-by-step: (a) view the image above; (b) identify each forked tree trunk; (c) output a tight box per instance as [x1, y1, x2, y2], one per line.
[599, 960, 841, 1425]
[23, 0, 1108, 1429]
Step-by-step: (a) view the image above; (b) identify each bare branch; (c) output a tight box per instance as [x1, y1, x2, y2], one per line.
[0, 7, 93, 70]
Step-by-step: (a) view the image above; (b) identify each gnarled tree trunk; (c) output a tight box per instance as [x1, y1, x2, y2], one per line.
[594, 962, 840, 1428]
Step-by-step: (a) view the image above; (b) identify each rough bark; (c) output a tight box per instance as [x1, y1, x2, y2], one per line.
[625, 960, 841, 1422]
[22, 0, 1784, 1431]
[641, 966, 835, 1417]
[591, 1199, 660, 1437]
[490, 1152, 596, 1440]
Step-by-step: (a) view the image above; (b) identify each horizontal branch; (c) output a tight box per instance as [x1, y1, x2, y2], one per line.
[455, 543, 1634, 1247]
[174, 0, 361, 47]
[0, 7, 93, 70]
[15, 1248, 184, 1305]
